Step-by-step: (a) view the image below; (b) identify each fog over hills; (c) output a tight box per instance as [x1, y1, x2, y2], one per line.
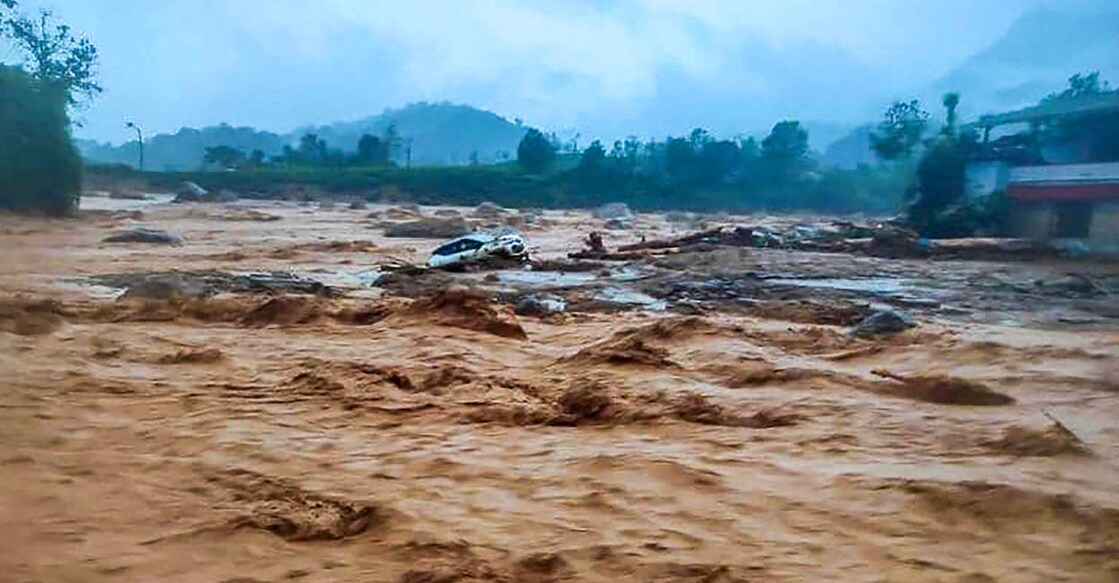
[51, 1, 1118, 169]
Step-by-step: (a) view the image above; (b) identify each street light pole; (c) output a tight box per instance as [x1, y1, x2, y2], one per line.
[125, 121, 144, 171]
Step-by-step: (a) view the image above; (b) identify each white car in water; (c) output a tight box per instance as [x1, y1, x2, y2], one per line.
[426, 230, 528, 268]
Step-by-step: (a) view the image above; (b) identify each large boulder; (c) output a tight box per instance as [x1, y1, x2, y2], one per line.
[172, 181, 209, 203]
[102, 228, 183, 245]
[119, 273, 208, 300]
[515, 294, 567, 316]
[592, 202, 632, 220]
[850, 309, 916, 338]
[384, 217, 470, 239]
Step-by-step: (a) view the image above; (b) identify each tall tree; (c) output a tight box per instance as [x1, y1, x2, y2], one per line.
[516, 128, 555, 173]
[762, 121, 810, 180]
[870, 100, 928, 161]
[3, 8, 100, 104]
[942, 92, 960, 134]
[355, 134, 389, 166]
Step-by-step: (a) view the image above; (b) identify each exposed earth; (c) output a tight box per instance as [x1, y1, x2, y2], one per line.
[2, 195, 1118, 582]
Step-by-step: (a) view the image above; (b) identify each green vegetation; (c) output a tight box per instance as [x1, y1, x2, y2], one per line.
[0, 66, 81, 215]
[516, 128, 557, 173]
[0, 1, 97, 216]
[95, 119, 909, 215]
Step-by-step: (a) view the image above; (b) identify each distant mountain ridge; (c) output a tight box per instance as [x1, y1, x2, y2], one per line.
[932, 6, 1119, 117]
[819, 6, 1119, 168]
[78, 102, 527, 170]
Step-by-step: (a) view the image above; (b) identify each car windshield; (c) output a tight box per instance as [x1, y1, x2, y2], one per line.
[432, 237, 485, 256]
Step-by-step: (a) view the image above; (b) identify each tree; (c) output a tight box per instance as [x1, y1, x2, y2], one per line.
[1044, 71, 1109, 102]
[203, 145, 246, 169]
[870, 100, 928, 161]
[942, 92, 960, 134]
[516, 128, 555, 173]
[0, 3, 94, 216]
[0, 65, 80, 215]
[578, 140, 606, 174]
[355, 134, 389, 166]
[762, 120, 810, 179]
[4, 8, 100, 104]
[296, 133, 327, 164]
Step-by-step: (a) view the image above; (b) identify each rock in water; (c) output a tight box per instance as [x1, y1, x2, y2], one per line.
[592, 202, 632, 220]
[850, 309, 916, 338]
[119, 273, 208, 300]
[103, 228, 183, 245]
[173, 181, 209, 203]
[515, 295, 567, 316]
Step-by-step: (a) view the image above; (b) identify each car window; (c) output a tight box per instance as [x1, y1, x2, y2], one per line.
[459, 239, 485, 251]
[432, 241, 461, 256]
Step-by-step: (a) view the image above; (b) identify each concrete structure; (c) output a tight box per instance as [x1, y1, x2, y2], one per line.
[1002, 162, 1119, 250]
[967, 92, 1119, 252]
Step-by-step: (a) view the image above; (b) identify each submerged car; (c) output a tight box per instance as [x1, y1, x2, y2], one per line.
[426, 229, 527, 268]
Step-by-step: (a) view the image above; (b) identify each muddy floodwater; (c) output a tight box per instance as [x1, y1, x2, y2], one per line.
[2, 198, 1118, 582]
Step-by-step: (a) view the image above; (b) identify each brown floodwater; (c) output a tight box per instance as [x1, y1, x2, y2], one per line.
[1, 198, 1117, 582]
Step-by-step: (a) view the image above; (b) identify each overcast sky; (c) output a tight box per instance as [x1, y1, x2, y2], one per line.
[5, 0, 1107, 143]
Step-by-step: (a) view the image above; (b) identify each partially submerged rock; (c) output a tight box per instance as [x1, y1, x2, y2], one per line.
[93, 270, 333, 298]
[514, 294, 567, 316]
[172, 181, 209, 203]
[119, 273, 210, 300]
[384, 217, 470, 239]
[850, 309, 916, 338]
[103, 228, 183, 245]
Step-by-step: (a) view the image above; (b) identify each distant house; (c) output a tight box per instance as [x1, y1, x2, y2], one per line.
[964, 91, 1119, 252]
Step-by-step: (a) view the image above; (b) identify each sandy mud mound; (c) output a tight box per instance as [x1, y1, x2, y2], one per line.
[872, 370, 1015, 406]
[984, 420, 1088, 457]
[209, 469, 385, 542]
[0, 297, 68, 335]
[398, 289, 527, 340]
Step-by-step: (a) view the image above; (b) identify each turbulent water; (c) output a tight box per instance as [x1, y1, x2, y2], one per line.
[1, 199, 1118, 582]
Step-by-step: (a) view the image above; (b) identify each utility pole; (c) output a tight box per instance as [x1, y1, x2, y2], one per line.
[125, 121, 144, 171]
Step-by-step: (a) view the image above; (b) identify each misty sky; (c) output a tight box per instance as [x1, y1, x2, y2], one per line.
[5, 0, 1110, 144]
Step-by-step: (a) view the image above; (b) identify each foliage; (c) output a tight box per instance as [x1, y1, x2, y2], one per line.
[1043, 71, 1110, 102]
[202, 145, 246, 169]
[3, 8, 100, 104]
[517, 128, 556, 173]
[870, 100, 929, 161]
[107, 119, 908, 216]
[355, 134, 391, 166]
[0, 65, 81, 215]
